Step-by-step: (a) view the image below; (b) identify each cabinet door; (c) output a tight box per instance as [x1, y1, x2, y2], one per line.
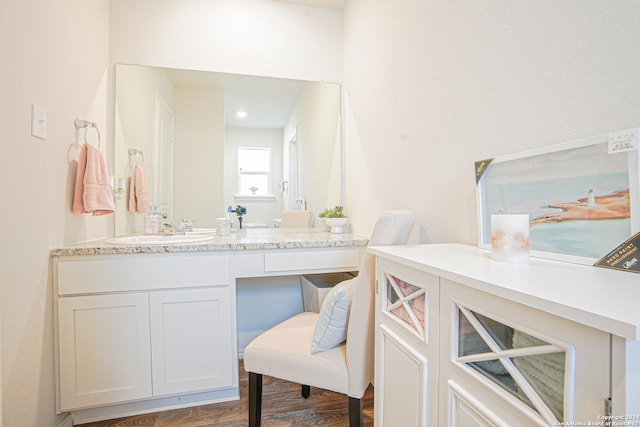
[377, 326, 429, 427]
[150, 287, 236, 396]
[58, 293, 152, 410]
[440, 279, 609, 427]
[375, 259, 439, 427]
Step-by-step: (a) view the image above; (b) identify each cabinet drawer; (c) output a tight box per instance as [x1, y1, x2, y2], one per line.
[234, 248, 363, 277]
[264, 248, 361, 272]
[57, 253, 230, 295]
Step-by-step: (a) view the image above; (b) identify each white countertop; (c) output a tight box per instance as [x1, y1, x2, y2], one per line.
[369, 243, 640, 341]
[50, 228, 369, 257]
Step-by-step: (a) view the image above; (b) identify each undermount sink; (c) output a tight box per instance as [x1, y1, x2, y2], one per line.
[186, 228, 216, 235]
[106, 234, 215, 245]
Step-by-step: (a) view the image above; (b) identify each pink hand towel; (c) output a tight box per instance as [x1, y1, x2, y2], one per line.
[128, 166, 150, 213]
[72, 144, 115, 216]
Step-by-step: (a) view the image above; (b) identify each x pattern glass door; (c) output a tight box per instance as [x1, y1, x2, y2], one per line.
[456, 304, 567, 424]
[383, 273, 427, 339]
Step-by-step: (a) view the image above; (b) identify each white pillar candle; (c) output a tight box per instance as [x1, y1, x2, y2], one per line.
[490, 214, 530, 262]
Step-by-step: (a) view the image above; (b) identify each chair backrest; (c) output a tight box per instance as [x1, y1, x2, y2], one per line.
[280, 210, 314, 228]
[345, 210, 415, 398]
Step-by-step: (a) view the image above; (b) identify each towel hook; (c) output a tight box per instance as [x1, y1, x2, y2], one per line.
[74, 118, 101, 147]
[128, 148, 145, 166]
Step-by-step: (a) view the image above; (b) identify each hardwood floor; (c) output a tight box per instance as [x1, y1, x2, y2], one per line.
[80, 362, 374, 426]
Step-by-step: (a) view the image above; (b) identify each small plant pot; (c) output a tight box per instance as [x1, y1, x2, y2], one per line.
[324, 217, 349, 234]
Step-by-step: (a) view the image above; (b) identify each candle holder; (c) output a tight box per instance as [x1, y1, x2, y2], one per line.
[490, 214, 530, 263]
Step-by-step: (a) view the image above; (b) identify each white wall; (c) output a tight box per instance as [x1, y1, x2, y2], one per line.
[110, 0, 343, 83]
[0, 0, 110, 425]
[174, 88, 225, 228]
[342, 0, 640, 242]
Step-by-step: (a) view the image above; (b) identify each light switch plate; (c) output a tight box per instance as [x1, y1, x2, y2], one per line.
[31, 104, 47, 140]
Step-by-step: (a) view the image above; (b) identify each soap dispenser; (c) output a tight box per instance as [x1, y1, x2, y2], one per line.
[145, 206, 161, 235]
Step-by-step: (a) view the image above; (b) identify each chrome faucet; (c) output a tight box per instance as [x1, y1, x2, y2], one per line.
[162, 218, 193, 235]
[179, 219, 193, 233]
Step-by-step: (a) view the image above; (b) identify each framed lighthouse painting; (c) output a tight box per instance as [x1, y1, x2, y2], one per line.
[475, 129, 640, 265]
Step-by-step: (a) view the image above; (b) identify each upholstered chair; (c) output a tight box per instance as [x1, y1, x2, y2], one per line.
[279, 210, 314, 228]
[244, 210, 416, 426]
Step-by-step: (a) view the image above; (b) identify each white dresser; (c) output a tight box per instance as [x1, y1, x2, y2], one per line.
[370, 243, 640, 427]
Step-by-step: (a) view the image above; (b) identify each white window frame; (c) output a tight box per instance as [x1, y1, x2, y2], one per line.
[237, 147, 273, 197]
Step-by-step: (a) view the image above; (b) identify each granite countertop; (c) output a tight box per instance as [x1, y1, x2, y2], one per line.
[50, 228, 370, 257]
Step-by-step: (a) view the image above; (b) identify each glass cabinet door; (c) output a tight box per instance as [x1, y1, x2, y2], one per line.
[383, 273, 427, 339]
[456, 304, 566, 424]
[441, 276, 609, 427]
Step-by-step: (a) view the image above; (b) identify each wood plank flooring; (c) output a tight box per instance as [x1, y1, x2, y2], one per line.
[80, 362, 374, 426]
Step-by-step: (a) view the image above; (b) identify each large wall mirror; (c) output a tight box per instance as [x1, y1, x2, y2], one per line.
[113, 64, 343, 235]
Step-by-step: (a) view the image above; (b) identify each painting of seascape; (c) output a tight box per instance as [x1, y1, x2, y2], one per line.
[478, 139, 634, 262]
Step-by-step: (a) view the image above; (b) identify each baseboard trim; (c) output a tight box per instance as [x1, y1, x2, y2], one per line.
[58, 413, 74, 427]
[70, 387, 239, 425]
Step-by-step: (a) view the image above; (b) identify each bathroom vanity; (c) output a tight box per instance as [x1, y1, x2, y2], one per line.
[370, 243, 640, 426]
[50, 229, 367, 423]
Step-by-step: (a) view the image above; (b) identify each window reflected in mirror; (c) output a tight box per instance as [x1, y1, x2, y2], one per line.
[237, 147, 271, 196]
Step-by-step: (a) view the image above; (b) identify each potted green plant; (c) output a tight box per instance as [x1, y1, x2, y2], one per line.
[319, 205, 348, 233]
[318, 205, 345, 218]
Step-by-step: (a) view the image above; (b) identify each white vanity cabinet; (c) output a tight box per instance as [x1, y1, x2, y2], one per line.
[53, 252, 237, 418]
[49, 230, 369, 423]
[372, 244, 640, 427]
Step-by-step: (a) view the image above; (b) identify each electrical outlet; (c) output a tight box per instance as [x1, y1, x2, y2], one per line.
[31, 104, 47, 140]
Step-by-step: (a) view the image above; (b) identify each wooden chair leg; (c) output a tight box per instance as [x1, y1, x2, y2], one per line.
[302, 384, 311, 398]
[249, 372, 263, 427]
[348, 396, 363, 427]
